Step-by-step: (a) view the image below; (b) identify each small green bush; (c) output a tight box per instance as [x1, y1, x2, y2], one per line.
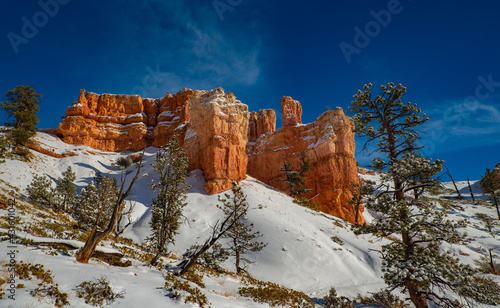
[355, 290, 409, 308]
[16, 261, 68, 306]
[293, 197, 321, 212]
[181, 265, 206, 288]
[16, 261, 53, 284]
[239, 275, 314, 308]
[76, 276, 125, 307]
[330, 235, 345, 246]
[116, 157, 133, 169]
[32, 282, 69, 307]
[164, 272, 210, 308]
[323, 287, 353, 308]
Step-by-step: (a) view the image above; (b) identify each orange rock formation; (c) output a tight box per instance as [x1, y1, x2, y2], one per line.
[247, 100, 363, 224]
[57, 88, 362, 223]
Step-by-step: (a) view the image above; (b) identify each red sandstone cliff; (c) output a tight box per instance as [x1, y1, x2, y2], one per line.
[57, 88, 362, 223]
[247, 98, 363, 224]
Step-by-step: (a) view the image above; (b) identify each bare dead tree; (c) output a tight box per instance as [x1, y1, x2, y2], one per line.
[76, 150, 145, 263]
[467, 176, 475, 203]
[176, 188, 246, 276]
[445, 166, 462, 200]
[115, 200, 137, 241]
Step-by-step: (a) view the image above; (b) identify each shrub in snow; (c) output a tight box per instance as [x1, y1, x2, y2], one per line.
[16, 261, 69, 307]
[76, 276, 125, 307]
[293, 197, 321, 212]
[355, 290, 409, 308]
[164, 272, 210, 308]
[116, 156, 133, 169]
[323, 287, 353, 308]
[239, 275, 314, 308]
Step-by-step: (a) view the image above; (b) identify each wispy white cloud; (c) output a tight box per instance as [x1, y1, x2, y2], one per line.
[420, 99, 500, 153]
[122, 0, 262, 97]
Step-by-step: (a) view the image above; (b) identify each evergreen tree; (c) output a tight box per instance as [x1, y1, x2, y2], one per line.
[0, 135, 9, 163]
[348, 183, 363, 226]
[177, 183, 253, 276]
[219, 181, 266, 274]
[55, 166, 77, 212]
[1, 85, 41, 147]
[72, 175, 118, 231]
[27, 174, 55, 206]
[281, 151, 311, 197]
[182, 242, 230, 273]
[116, 156, 133, 169]
[480, 168, 500, 219]
[349, 82, 500, 308]
[147, 136, 190, 266]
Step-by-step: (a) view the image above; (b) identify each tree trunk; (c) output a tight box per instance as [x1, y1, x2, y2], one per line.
[177, 209, 245, 276]
[407, 282, 428, 308]
[76, 151, 144, 263]
[235, 238, 240, 274]
[446, 168, 462, 199]
[149, 252, 161, 267]
[489, 249, 497, 275]
[467, 176, 475, 203]
[494, 196, 500, 220]
[76, 230, 105, 263]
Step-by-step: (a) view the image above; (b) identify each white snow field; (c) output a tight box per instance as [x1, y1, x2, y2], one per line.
[0, 131, 499, 307]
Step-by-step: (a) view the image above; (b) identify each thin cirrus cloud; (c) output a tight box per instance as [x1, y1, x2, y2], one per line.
[421, 99, 500, 151]
[122, 0, 262, 97]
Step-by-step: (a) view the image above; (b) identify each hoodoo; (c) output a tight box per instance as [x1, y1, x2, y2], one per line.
[56, 88, 362, 223]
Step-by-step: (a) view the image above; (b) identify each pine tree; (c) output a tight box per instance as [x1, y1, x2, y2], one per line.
[281, 151, 311, 197]
[0, 135, 9, 163]
[349, 82, 500, 307]
[480, 168, 500, 219]
[177, 182, 253, 276]
[72, 176, 118, 231]
[348, 183, 362, 226]
[219, 181, 266, 274]
[55, 166, 77, 212]
[1, 85, 41, 147]
[27, 174, 55, 206]
[147, 136, 190, 266]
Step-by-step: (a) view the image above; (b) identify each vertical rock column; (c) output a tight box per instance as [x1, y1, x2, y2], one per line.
[186, 88, 250, 194]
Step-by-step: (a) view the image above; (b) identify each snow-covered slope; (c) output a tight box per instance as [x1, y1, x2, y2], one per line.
[1, 131, 499, 307]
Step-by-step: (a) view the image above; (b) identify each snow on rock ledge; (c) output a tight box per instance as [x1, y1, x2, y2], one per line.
[55, 88, 361, 222]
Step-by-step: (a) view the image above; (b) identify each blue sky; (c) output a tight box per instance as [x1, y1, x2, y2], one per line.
[1, 0, 500, 180]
